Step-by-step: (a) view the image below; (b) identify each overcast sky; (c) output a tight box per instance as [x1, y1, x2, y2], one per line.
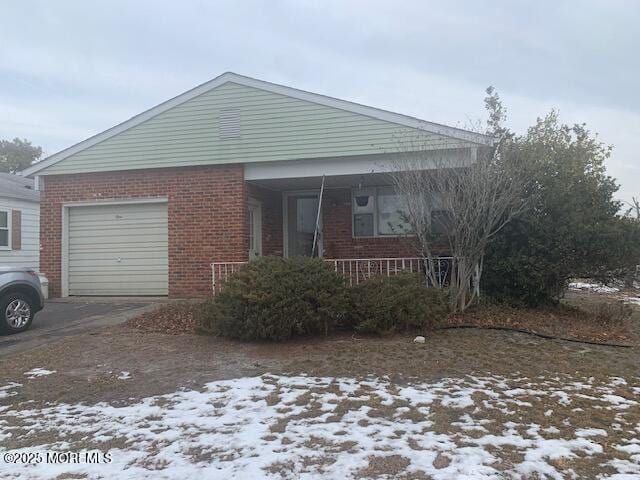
[1, 0, 638, 205]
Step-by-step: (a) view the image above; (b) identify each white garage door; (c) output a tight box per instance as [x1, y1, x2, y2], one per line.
[68, 202, 168, 296]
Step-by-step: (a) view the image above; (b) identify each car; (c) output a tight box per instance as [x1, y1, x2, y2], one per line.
[0, 267, 45, 334]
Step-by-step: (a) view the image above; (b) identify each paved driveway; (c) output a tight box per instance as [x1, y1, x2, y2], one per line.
[0, 299, 159, 357]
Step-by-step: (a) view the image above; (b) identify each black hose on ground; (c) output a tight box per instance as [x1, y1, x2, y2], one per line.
[434, 324, 634, 348]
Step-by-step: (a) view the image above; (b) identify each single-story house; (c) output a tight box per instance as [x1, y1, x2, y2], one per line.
[22, 72, 493, 298]
[0, 173, 40, 271]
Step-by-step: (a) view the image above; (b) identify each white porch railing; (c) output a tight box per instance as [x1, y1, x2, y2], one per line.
[325, 257, 453, 288]
[212, 257, 454, 294]
[211, 262, 247, 294]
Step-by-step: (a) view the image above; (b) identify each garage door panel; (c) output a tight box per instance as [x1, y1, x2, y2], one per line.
[70, 267, 167, 276]
[69, 207, 166, 218]
[69, 217, 168, 228]
[68, 253, 168, 263]
[68, 203, 168, 296]
[69, 211, 167, 220]
[68, 257, 168, 266]
[69, 222, 168, 232]
[69, 230, 168, 241]
[70, 286, 168, 296]
[69, 273, 168, 284]
[68, 243, 167, 254]
[69, 259, 168, 269]
[69, 257, 168, 266]
[69, 233, 168, 243]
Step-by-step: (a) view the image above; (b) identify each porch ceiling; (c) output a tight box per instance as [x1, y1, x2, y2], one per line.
[246, 172, 393, 190]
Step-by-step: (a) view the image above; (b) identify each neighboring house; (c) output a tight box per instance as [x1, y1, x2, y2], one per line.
[22, 72, 493, 298]
[0, 173, 40, 271]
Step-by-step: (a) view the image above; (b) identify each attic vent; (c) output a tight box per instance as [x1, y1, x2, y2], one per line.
[219, 107, 241, 139]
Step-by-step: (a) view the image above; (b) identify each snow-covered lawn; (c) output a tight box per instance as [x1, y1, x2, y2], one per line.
[1, 373, 639, 479]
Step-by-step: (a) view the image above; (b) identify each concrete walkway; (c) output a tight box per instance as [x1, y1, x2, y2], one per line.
[0, 298, 163, 357]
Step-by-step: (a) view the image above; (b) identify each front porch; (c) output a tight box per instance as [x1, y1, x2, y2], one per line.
[211, 154, 461, 294]
[246, 177, 421, 260]
[212, 167, 454, 293]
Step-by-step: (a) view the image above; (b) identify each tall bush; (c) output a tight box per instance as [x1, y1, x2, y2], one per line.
[350, 273, 449, 335]
[194, 257, 348, 341]
[482, 112, 640, 306]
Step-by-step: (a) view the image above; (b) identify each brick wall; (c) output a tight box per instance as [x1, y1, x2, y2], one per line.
[246, 184, 283, 257]
[40, 165, 247, 298]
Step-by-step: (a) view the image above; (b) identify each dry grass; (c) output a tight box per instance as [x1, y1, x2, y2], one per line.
[124, 302, 197, 334]
[125, 297, 634, 346]
[444, 302, 633, 345]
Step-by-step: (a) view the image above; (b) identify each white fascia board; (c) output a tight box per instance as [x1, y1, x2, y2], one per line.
[245, 149, 477, 181]
[21, 72, 495, 177]
[245, 155, 389, 180]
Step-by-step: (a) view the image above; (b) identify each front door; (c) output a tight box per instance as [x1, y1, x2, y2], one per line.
[286, 194, 321, 257]
[248, 199, 262, 260]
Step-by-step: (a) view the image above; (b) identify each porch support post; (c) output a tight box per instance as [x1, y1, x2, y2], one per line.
[311, 174, 326, 257]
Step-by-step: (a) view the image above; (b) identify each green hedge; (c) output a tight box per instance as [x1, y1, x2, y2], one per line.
[195, 258, 449, 341]
[194, 256, 348, 341]
[349, 273, 449, 335]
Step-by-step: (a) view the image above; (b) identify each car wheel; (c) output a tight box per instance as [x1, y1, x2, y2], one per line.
[0, 293, 34, 334]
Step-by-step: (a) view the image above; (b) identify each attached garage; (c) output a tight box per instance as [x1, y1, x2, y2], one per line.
[65, 200, 168, 296]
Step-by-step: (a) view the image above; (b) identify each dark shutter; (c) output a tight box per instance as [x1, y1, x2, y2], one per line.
[11, 210, 21, 250]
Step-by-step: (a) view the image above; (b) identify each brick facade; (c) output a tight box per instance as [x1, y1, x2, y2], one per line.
[40, 165, 247, 298]
[40, 168, 426, 299]
[246, 184, 283, 257]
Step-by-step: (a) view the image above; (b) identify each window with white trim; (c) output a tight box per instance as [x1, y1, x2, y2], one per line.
[352, 187, 412, 237]
[0, 210, 10, 248]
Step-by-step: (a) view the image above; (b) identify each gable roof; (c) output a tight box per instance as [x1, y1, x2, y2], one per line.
[0, 173, 39, 202]
[21, 72, 494, 177]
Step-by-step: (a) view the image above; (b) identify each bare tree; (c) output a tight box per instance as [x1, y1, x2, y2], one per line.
[388, 137, 527, 312]
[625, 196, 640, 221]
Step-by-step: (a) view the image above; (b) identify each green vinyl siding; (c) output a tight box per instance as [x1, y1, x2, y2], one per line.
[42, 82, 475, 175]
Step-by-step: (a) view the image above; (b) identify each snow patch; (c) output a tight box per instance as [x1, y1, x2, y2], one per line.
[569, 282, 619, 293]
[576, 428, 608, 438]
[23, 368, 56, 379]
[0, 382, 21, 400]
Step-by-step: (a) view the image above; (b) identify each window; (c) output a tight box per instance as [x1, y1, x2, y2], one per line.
[353, 213, 374, 237]
[427, 192, 452, 236]
[430, 209, 453, 236]
[352, 187, 412, 237]
[0, 210, 10, 248]
[377, 187, 410, 235]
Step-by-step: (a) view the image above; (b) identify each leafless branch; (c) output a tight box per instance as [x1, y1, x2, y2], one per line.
[389, 131, 527, 312]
